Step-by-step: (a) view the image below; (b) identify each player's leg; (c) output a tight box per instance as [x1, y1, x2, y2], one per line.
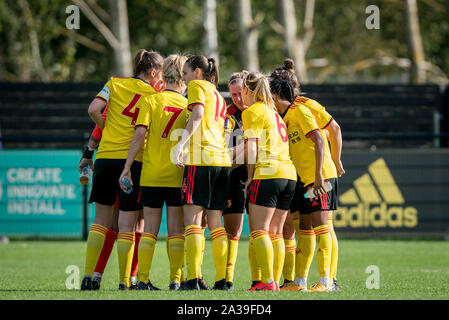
[82, 203, 114, 290]
[182, 204, 204, 290]
[166, 187, 185, 291]
[207, 209, 228, 289]
[281, 213, 296, 289]
[198, 214, 210, 290]
[130, 209, 144, 288]
[308, 210, 331, 291]
[117, 209, 139, 289]
[328, 211, 340, 290]
[269, 208, 288, 291]
[326, 178, 340, 291]
[116, 160, 143, 290]
[166, 206, 185, 290]
[180, 165, 210, 290]
[208, 166, 231, 290]
[81, 159, 116, 290]
[136, 206, 161, 290]
[92, 203, 119, 290]
[248, 203, 276, 291]
[247, 214, 261, 288]
[295, 213, 315, 290]
[223, 212, 244, 290]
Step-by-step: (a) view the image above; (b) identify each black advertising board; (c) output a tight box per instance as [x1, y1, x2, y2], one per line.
[334, 149, 449, 238]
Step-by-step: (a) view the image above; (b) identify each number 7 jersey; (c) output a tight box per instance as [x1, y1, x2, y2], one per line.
[135, 89, 188, 188]
[95, 77, 158, 162]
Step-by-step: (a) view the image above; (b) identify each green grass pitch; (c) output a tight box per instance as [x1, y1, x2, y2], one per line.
[0, 239, 448, 300]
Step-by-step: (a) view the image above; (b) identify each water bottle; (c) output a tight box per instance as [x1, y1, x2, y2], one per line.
[304, 181, 333, 199]
[121, 176, 133, 194]
[79, 166, 91, 185]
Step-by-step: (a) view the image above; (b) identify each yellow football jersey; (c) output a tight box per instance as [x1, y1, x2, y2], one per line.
[135, 90, 187, 188]
[95, 77, 158, 162]
[282, 103, 337, 186]
[185, 80, 231, 167]
[294, 96, 333, 129]
[242, 101, 297, 181]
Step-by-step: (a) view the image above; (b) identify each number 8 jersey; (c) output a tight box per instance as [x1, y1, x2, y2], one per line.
[242, 101, 297, 181]
[95, 77, 158, 162]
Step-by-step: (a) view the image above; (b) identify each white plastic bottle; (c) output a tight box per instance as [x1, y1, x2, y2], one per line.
[304, 181, 333, 199]
[79, 166, 91, 185]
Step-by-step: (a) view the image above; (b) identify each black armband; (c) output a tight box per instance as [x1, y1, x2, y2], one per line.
[82, 147, 94, 159]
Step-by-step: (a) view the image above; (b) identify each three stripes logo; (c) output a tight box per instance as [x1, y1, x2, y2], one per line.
[334, 158, 418, 228]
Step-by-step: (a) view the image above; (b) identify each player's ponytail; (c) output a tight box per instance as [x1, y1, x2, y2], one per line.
[269, 78, 295, 103]
[243, 72, 276, 111]
[185, 55, 219, 87]
[134, 49, 164, 77]
[270, 58, 301, 96]
[163, 54, 187, 86]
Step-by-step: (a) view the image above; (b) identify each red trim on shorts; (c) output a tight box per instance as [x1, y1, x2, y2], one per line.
[320, 192, 328, 210]
[250, 180, 261, 204]
[114, 196, 119, 209]
[137, 187, 142, 204]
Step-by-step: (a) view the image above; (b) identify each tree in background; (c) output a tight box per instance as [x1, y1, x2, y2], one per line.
[0, 0, 447, 84]
[275, 0, 315, 83]
[74, 0, 132, 77]
[236, 0, 261, 72]
[203, 0, 219, 63]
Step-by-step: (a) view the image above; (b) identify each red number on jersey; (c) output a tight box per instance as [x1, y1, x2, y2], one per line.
[214, 91, 227, 121]
[122, 94, 142, 125]
[162, 106, 183, 138]
[275, 113, 289, 142]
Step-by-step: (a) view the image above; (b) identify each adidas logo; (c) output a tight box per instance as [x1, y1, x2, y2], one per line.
[334, 158, 418, 228]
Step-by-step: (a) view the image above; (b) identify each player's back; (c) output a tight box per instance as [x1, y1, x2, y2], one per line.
[96, 77, 157, 162]
[294, 96, 333, 130]
[138, 90, 188, 188]
[242, 101, 296, 180]
[186, 80, 231, 167]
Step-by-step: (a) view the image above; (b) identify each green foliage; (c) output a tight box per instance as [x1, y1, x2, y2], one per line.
[0, 0, 447, 83]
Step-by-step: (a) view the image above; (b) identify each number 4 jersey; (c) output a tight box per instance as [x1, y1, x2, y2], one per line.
[135, 89, 188, 188]
[95, 77, 158, 162]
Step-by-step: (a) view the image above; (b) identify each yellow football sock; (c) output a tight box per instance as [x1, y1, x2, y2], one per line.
[117, 232, 135, 287]
[210, 227, 228, 282]
[251, 230, 274, 284]
[314, 225, 332, 280]
[328, 213, 339, 280]
[185, 225, 202, 281]
[248, 236, 261, 282]
[296, 229, 316, 279]
[167, 234, 185, 283]
[84, 224, 108, 277]
[136, 232, 157, 283]
[283, 238, 296, 282]
[226, 234, 239, 283]
[270, 234, 285, 284]
[199, 226, 206, 279]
